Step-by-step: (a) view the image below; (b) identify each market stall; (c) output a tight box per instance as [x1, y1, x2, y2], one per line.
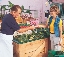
[13, 23, 50, 57]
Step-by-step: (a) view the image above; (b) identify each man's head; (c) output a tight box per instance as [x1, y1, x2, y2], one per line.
[10, 5, 21, 18]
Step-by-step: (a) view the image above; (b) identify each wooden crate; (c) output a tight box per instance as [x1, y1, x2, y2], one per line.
[13, 38, 48, 57]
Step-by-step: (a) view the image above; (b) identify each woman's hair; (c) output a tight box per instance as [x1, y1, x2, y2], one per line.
[10, 5, 21, 12]
[50, 5, 60, 15]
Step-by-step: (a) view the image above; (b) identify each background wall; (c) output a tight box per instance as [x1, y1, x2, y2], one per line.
[0, 0, 50, 23]
[53, 0, 64, 3]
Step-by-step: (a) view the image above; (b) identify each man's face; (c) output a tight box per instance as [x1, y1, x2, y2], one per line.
[13, 8, 21, 18]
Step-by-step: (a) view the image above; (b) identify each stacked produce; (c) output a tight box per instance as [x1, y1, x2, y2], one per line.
[13, 23, 50, 44]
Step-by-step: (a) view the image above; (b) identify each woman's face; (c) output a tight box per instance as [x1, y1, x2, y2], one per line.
[50, 11, 57, 17]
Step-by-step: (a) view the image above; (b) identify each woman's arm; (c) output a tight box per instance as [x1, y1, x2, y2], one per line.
[59, 19, 62, 38]
[59, 26, 62, 38]
[35, 17, 50, 28]
[35, 21, 48, 28]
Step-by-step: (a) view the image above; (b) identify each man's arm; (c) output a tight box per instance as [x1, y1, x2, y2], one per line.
[17, 26, 35, 33]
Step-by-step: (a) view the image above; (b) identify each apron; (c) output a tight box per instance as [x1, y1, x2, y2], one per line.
[0, 33, 13, 57]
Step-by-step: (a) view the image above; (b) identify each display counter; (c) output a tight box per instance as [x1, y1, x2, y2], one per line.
[13, 27, 50, 57]
[13, 38, 48, 57]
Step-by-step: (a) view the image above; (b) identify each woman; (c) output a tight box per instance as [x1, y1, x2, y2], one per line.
[37, 5, 62, 51]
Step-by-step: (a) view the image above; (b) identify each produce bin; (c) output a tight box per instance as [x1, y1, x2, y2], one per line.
[13, 38, 48, 57]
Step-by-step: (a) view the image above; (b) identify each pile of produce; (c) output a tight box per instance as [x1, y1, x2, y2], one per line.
[13, 23, 50, 44]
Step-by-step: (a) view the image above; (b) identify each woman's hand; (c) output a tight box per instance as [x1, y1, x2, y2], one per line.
[29, 26, 35, 30]
[35, 25, 45, 28]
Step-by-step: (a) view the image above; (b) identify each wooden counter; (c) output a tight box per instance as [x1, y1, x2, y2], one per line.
[13, 38, 48, 57]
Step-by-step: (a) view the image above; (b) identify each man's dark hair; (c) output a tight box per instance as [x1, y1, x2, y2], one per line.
[10, 5, 21, 12]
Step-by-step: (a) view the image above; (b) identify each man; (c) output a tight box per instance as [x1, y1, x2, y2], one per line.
[0, 5, 35, 57]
